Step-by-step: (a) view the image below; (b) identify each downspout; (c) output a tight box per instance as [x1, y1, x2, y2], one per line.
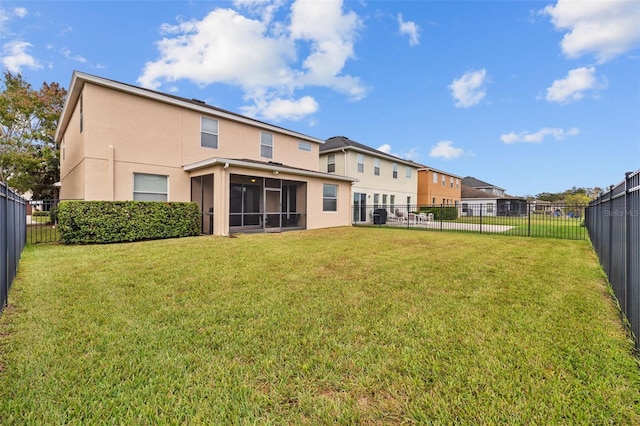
[221, 162, 229, 236]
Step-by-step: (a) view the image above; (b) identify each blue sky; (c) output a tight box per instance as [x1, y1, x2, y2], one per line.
[2, 0, 639, 196]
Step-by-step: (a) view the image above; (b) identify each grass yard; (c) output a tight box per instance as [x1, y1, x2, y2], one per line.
[455, 215, 586, 239]
[1, 227, 638, 424]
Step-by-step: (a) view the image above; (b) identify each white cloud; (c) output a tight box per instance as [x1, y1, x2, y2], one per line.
[398, 13, 420, 46]
[449, 69, 488, 108]
[545, 66, 607, 104]
[14, 7, 28, 18]
[542, 0, 640, 63]
[500, 127, 580, 144]
[429, 140, 464, 159]
[377, 144, 392, 154]
[138, 0, 367, 122]
[61, 47, 87, 63]
[1, 40, 41, 73]
[240, 95, 318, 121]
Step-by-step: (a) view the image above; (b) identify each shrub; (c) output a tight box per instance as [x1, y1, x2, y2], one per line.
[32, 211, 49, 217]
[418, 206, 458, 220]
[58, 201, 201, 244]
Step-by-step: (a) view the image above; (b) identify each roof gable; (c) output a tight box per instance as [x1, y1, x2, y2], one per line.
[321, 135, 420, 169]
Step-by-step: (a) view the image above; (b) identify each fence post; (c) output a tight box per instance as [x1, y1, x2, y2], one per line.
[479, 203, 483, 234]
[624, 172, 631, 324]
[608, 185, 614, 280]
[528, 202, 531, 237]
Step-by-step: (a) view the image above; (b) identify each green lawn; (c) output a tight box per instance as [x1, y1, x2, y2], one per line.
[455, 215, 586, 239]
[1, 227, 638, 424]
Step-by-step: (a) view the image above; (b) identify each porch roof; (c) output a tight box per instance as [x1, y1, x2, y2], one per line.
[183, 157, 358, 183]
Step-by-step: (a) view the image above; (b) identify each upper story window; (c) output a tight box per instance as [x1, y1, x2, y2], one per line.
[357, 154, 364, 173]
[456, 178, 460, 189]
[298, 141, 312, 152]
[442, 175, 446, 187]
[405, 167, 412, 178]
[327, 154, 335, 173]
[392, 163, 398, 179]
[323, 184, 338, 212]
[433, 172, 438, 183]
[261, 132, 273, 158]
[450, 177, 454, 188]
[201, 117, 218, 149]
[374, 158, 380, 176]
[133, 173, 168, 201]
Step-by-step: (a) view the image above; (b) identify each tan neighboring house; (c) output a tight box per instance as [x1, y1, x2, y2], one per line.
[417, 167, 462, 207]
[54, 71, 355, 236]
[319, 136, 420, 223]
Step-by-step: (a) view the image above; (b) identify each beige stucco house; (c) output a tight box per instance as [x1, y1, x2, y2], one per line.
[319, 136, 419, 223]
[54, 71, 355, 235]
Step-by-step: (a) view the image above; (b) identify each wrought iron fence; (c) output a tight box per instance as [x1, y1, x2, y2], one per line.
[586, 169, 640, 350]
[353, 202, 588, 240]
[1, 182, 27, 314]
[27, 199, 63, 244]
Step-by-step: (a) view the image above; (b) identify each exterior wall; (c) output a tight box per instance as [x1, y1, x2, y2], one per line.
[460, 198, 498, 216]
[320, 150, 418, 209]
[60, 82, 322, 201]
[417, 169, 461, 206]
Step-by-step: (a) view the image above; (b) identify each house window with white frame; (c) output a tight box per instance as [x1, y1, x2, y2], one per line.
[450, 177, 454, 188]
[373, 193, 379, 209]
[357, 154, 364, 173]
[390, 195, 395, 211]
[382, 194, 388, 209]
[392, 163, 398, 179]
[374, 158, 380, 176]
[487, 203, 494, 213]
[406, 166, 411, 178]
[442, 175, 446, 187]
[323, 184, 338, 212]
[298, 141, 312, 152]
[201, 117, 219, 149]
[260, 132, 273, 158]
[456, 178, 460, 189]
[407, 196, 411, 205]
[433, 172, 438, 183]
[327, 154, 335, 173]
[133, 173, 168, 201]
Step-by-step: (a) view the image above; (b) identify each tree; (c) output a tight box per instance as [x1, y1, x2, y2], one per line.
[0, 70, 67, 199]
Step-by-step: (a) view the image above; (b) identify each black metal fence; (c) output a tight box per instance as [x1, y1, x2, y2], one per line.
[585, 170, 640, 349]
[1, 182, 27, 314]
[26, 199, 62, 244]
[354, 203, 588, 240]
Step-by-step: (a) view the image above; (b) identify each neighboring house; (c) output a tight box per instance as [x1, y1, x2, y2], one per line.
[319, 136, 419, 223]
[54, 71, 355, 236]
[462, 176, 506, 197]
[461, 184, 527, 217]
[417, 167, 462, 206]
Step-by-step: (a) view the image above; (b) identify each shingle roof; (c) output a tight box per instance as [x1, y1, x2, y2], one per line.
[462, 176, 505, 191]
[461, 185, 500, 199]
[320, 135, 420, 168]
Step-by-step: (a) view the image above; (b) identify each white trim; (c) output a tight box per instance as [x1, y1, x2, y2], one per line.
[183, 157, 358, 183]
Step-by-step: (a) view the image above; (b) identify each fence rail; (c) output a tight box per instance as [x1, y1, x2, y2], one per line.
[585, 169, 640, 350]
[353, 203, 588, 240]
[1, 182, 27, 314]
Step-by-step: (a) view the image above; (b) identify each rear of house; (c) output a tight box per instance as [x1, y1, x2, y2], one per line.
[55, 71, 354, 235]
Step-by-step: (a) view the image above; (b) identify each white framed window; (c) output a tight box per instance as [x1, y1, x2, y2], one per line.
[357, 154, 364, 173]
[373, 193, 380, 209]
[201, 117, 218, 149]
[392, 163, 398, 179]
[382, 194, 388, 208]
[298, 141, 312, 152]
[133, 173, 168, 201]
[442, 175, 446, 187]
[260, 132, 273, 158]
[327, 154, 335, 173]
[323, 184, 338, 212]
[374, 158, 380, 176]
[450, 177, 454, 188]
[456, 178, 460, 189]
[433, 172, 438, 183]
[405, 167, 412, 178]
[407, 196, 411, 204]
[487, 203, 494, 213]
[390, 195, 395, 210]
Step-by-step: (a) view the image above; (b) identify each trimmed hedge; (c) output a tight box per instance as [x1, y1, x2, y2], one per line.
[58, 201, 201, 244]
[418, 206, 459, 220]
